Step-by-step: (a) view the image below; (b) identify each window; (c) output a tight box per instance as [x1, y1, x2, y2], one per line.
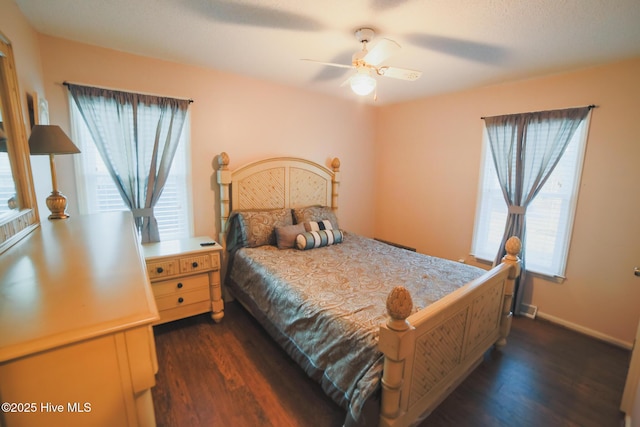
[0, 119, 17, 217]
[70, 99, 193, 240]
[0, 154, 16, 216]
[471, 119, 590, 278]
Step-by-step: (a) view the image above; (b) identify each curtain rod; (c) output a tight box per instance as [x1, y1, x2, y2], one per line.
[62, 81, 194, 103]
[480, 104, 596, 120]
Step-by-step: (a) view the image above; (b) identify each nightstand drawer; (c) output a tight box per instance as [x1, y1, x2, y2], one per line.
[155, 287, 211, 311]
[152, 274, 208, 297]
[179, 253, 219, 274]
[147, 259, 179, 280]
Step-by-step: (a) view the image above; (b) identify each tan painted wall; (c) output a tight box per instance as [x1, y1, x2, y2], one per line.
[0, 0, 44, 103]
[374, 58, 640, 345]
[34, 35, 376, 239]
[0, 0, 50, 206]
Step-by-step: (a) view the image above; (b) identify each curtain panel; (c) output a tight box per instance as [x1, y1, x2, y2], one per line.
[483, 106, 592, 314]
[67, 83, 190, 243]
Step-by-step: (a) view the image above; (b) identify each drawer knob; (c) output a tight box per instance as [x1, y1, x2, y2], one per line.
[178, 297, 184, 304]
[192, 261, 199, 268]
[156, 267, 164, 274]
[177, 282, 183, 289]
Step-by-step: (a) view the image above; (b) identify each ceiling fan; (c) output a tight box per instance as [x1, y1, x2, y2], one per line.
[302, 28, 422, 98]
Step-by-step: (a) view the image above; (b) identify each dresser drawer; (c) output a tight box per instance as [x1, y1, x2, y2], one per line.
[147, 259, 179, 280]
[152, 274, 209, 297]
[179, 253, 219, 274]
[155, 287, 211, 311]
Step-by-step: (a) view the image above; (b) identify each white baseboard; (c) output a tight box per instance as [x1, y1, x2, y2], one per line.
[535, 311, 633, 350]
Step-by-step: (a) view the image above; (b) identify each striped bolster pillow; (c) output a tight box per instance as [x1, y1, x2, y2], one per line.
[303, 220, 334, 232]
[295, 229, 344, 250]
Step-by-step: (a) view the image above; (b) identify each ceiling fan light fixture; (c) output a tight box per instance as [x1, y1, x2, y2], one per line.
[350, 71, 376, 96]
[302, 27, 420, 99]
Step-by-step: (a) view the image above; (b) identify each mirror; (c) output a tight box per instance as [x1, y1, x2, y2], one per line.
[1, 90, 19, 219]
[0, 31, 39, 253]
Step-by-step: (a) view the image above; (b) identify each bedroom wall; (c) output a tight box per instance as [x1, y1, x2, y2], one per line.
[374, 57, 640, 346]
[0, 0, 50, 205]
[0, 0, 43, 98]
[33, 35, 376, 239]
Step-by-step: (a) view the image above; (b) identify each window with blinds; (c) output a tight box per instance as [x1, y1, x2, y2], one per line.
[471, 120, 589, 278]
[70, 101, 192, 241]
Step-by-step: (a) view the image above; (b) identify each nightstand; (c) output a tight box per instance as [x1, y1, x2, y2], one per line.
[142, 236, 224, 324]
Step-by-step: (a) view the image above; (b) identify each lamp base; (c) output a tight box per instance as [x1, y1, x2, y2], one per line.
[46, 190, 70, 219]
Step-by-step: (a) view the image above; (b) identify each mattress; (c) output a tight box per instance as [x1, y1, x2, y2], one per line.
[226, 232, 486, 424]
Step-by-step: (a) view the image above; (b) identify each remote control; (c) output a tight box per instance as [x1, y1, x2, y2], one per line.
[200, 242, 217, 246]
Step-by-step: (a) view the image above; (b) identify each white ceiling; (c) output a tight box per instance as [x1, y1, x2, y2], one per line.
[15, 0, 640, 105]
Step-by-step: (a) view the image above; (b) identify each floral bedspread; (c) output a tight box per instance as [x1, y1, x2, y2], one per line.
[227, 232, 486, 424]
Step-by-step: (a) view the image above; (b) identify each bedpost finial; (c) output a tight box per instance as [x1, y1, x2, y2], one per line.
[386, 286, 413, 331]
[218, 152, 230, 169]
[504, 236, 521, 259]
[331, 157, 341, 172]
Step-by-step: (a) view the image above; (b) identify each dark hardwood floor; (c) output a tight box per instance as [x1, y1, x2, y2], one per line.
[151, 302, 630, 427]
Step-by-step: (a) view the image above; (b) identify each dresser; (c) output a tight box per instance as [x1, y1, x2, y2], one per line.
[0, 212, 159, 427]
[142, 237, 224, 324]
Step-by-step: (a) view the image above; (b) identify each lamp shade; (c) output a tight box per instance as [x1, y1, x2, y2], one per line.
[28, 125, 80, 155]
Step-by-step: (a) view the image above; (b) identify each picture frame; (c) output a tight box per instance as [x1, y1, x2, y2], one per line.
[26, 92, 38, 129]
[25, 92, 49, 129]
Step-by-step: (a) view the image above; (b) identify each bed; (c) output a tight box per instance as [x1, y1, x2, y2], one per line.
[216, 152, 521, 427]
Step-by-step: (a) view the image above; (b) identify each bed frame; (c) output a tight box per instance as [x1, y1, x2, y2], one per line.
[216, 152, 521, 427]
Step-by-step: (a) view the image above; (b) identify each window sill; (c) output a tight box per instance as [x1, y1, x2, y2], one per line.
[471, 255, 566, 284]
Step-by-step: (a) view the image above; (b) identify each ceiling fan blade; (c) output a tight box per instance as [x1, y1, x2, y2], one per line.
[308, 51, 355, 82]
[363, 38, 401, 66]
[339, 76, 352, 87]
[370, 0, 411, 11]
[301, 59, 353, 69]
[406, 33, 509, 64]
[185, 1, 324, 31]
[378, 66, 422, 81]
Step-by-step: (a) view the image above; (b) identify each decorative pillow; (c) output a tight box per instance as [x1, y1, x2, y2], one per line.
[295, 229, 344, 250]
[275, 223, 306, 249]
[293, 205, 339, 229]
[237, 208, 293, 248]
[303, 220, 333, 232]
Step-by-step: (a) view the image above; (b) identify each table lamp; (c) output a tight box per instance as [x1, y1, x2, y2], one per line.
[28, 125, 80, 219]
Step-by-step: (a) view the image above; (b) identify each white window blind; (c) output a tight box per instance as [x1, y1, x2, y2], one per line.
[0, 153, 16, 216]
[70, 100, 192, 241]
[471, 119, 589, 278]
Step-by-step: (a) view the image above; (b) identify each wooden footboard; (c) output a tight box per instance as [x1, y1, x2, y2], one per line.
[378, 237, 521, 427]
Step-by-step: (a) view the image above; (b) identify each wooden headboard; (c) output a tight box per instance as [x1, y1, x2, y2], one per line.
[216, 152, 341, 243]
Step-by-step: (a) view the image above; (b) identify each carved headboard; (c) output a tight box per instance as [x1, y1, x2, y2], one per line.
[216, 152, 341, 244]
